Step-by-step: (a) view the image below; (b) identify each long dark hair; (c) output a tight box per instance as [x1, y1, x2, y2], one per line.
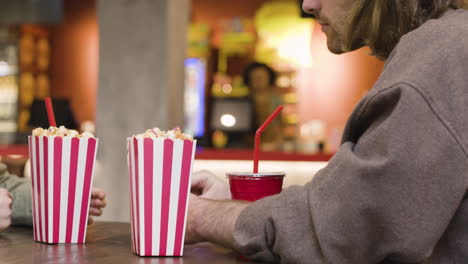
[344, 0, 468, 60]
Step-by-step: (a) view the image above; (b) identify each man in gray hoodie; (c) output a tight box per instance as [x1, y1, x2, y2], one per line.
[186, 0, 468, 263]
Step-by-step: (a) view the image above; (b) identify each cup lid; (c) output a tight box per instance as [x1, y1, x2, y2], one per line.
[226, 172, 286, 178]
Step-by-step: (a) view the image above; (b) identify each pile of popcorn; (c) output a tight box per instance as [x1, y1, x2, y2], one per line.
[134, 127, 193, 141]
[32, 126, 94, 138]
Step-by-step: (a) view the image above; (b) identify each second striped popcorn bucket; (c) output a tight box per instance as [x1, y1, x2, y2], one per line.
[127, 137, 196, 256]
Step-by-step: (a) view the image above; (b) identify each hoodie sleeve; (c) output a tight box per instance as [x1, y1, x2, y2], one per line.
[233, 85, 468, 263]
[0, 163, 33, 226]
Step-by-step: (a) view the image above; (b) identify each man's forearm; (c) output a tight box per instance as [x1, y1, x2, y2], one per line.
[192, 197, 249, 248]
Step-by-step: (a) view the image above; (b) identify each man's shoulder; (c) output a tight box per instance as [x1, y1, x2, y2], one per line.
[369, 9, 468, 140]
[376, 9, 468, 89]
[414, 8, 468, 35]
[396, 9, 468, 58]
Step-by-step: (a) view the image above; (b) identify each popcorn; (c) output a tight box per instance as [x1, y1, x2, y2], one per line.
[32, 126, 95, 138]
[81, 132, 94, 138]
[32, 127, 44, 137]
[133, 127, 193, 141]
[67, 130, 79, 137]
[167, 130, 176, 140]
[152, 127, 164, 137]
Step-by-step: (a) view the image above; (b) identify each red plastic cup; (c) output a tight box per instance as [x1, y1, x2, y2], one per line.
[227, 172, 286, 202]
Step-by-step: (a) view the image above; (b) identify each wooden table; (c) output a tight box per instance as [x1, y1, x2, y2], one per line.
[0, 222, 259, 264]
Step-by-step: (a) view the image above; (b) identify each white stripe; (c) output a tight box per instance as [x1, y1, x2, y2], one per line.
[38, 136, 46, 241]
[127, 140, 133, 250]
[71, 138, 88, 242]
[129, 139, 137, 252]
[47, 137, 54, 243]
[127, 138, 136, 251]
[59, 137, 71, 243]
[180, 140, 197, 255]
[152, 139, 164, 255]
[166, 139, 183, 255]
[30, 136, 39, 240]
[137, 138, 145, 254]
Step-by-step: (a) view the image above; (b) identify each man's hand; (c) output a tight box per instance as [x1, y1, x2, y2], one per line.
[185, 194, 249, 248]
[0, 188, 12, 232]
[191, 170, 231, 200]
[88, 188, 107, 225]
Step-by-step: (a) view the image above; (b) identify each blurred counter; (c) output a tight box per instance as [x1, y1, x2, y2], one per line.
[194, 148, 331, 187]
[195, 148, 333, 162]
[1, 145, 333, 162]
[0, 144, 29, 156]
[193, 159, 328, 187]
[1, 145, 331, 187]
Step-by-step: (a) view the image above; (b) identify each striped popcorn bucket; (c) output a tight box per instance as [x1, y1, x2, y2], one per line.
[28, 136, 98, 244]
[127, 137, 196, 256]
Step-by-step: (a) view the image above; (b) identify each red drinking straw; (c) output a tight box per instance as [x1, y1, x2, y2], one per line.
[253, 105, 284, 173]
[45, 97, 57, 127]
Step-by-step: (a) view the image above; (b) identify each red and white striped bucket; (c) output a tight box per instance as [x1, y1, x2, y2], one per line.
[127, 137, 196, 256]
[28, 136, 98, 244]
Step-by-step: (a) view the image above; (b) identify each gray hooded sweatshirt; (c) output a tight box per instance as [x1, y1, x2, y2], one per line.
[233, 8, 468, 264]
[0, 163, 33, 226]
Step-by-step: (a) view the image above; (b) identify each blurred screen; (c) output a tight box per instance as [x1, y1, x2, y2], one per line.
[210, 99, 252, 132]
[28, 98, 78, 129]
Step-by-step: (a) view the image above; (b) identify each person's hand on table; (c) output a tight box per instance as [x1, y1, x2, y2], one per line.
[88, 188, 107, 225]
[191, 170, 231, 200]
[0, 188, 12, 232]
[187, 170, 249, 248]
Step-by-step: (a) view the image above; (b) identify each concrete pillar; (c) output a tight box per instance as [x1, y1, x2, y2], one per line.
[96, 0, 190, 221]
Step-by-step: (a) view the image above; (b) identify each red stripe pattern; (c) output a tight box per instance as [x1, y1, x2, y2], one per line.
[144, 138, 154, 255]
[53, 137, 62, 243]
[35, 138, 43, 242]
[78, 139, 97, 243]
[28, 136, 98, 244]
[43, 137, 49, 242]
[127, 138, 196, 256]
[159, 139, 173, 255]
[65, 138, 79, 243]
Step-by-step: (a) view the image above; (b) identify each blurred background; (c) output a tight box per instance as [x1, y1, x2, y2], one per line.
[0, 0, 384, 221]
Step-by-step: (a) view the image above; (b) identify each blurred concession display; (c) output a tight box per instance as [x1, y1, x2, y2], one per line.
[0, 26, 19, 144]
[0, 25, 51, 144]
[19, 25, 51, 133]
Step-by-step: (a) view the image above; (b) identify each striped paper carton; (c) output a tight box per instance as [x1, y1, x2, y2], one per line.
[28, 136, 98, 244]
[127, 137, 196, 256]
